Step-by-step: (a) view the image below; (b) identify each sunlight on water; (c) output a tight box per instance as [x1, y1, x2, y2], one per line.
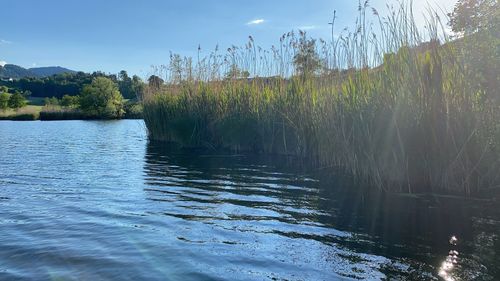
[439, 236, 460, 281]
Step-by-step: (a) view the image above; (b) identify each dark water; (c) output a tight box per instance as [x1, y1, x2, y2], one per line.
[0, 120, 499, 281]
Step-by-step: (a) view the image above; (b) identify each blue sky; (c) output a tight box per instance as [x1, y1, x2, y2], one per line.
[0, 0, 456, 78]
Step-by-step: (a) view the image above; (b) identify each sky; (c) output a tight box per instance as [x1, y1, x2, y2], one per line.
[0, 0, 457, 78]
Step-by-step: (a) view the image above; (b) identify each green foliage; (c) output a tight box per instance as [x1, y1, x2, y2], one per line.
[446, 0, 500, 102]
[118, 70, 135, 99]
[448, 0, 499, 35]
[119, 71, 145, 100]
[132, 75, 145, 100]
[60, 94, 80, 107]
[148, 75, 164, 90]
[123, 101, 143, 119]
[0, 86, 9, 94]
[22, 90, 32, 98]
[0, 71, 117, 99]
[0, 86, 9, 111]
[0, 93, 9, 111]
[143, 1, 500, 195]
[0, 70, 148, 103]
[79, 77, 124, 118]
[44, 97, 60, 106]
[8, 92, 27, 110]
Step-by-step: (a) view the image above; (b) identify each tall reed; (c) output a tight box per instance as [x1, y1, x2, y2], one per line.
[143, 1, 500, 195]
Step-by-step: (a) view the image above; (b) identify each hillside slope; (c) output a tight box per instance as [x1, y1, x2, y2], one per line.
[0, 64, 75, 79]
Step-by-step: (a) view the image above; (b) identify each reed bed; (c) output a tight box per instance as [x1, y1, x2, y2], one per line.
[143, 1, 500, 195]
[0, 106, 40, 120]
[39, 108, 87, 121]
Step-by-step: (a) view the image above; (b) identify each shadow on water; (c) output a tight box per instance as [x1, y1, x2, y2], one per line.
[144, 141, 500, 280]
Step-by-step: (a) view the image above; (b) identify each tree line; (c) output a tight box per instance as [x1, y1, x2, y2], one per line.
[0, 70, 146, 100]
[1, 75, 147, 119]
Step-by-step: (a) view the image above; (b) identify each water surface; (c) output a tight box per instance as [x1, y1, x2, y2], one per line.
[0, 120, 499, 280]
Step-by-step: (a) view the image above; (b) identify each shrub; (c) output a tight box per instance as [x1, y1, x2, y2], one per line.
[0, 92, 9, 111]
[79, 77, 124, 119]
[8, 92, 27, 110]
[60, 95, 80, 107]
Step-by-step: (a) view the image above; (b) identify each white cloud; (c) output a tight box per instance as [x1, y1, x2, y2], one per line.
[0, 61, 6, 67]
[0, 39, 12, 45]
[247, 19, 265, 25]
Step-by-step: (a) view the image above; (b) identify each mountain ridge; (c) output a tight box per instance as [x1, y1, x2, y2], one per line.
[0, 64, 76, 79]
[29, 66, 76, 77]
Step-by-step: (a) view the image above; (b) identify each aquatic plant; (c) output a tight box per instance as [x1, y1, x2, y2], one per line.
[143, 1, 500, 195]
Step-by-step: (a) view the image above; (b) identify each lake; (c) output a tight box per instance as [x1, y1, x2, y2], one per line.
[0, 120, 499, 280]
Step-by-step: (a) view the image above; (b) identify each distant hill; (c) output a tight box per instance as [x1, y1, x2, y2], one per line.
[29, 66, 75, 77]
[0, 64, 35, 79]
[0, 64, 75, 79]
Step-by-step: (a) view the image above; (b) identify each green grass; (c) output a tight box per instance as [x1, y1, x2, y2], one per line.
[0, 105, 43, 120]
[0, 98, 60, 120]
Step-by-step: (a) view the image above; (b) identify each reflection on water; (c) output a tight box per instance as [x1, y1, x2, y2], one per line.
[145, 142, 500, 280]
[0, 121, 499, 280]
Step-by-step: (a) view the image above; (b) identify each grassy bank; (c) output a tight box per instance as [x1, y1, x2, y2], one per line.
[1, 106, 143, 121]
[39, 107, 143, 120]
[143, 2, 499, 195]
[0, 105, 42, 120]
[0, 103, 85, 121]
[1, 98, 143, 121]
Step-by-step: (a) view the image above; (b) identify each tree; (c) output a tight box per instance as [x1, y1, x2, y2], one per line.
[132, 75, 145, 100]
[293, 31, 321, 77]
[225, 65, 251, 80]
[118, 70, 135, 100]
[79, 77, 124, 118]
[60, 94, 79, 107]
[8, 92, 27, 110]
[448, 0, 499, 35]
[0, 86, 9, 94]
[6, 71, 106, 99]
[0, 93, 9, 111]
[169, 53, 184, 83]
[225, 64, 240, 80]
[448, 0, 499, 101]
[44, 97, 59, 106]
[22, 90, 32, 98]
[148, 75, 164, 90]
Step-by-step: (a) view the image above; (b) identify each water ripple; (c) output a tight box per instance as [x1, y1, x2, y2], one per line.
[0, 121, 498, 280]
